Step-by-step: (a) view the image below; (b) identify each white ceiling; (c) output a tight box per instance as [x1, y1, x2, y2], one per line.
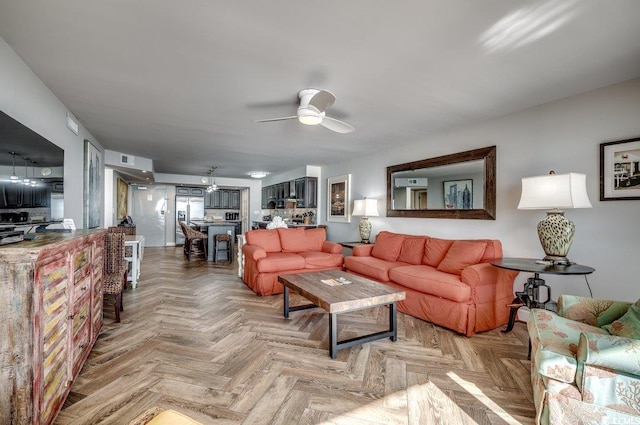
[1, 1, 639, 179]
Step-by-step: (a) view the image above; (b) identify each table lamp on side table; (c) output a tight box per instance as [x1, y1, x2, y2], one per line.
[517, 171, 592, 265]
[352, 197, 379, 243]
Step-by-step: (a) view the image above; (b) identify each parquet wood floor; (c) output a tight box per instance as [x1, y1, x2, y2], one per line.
[55, 247, 535, 425]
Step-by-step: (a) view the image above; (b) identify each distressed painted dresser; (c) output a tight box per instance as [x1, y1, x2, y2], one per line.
[0, 229, 106, 425]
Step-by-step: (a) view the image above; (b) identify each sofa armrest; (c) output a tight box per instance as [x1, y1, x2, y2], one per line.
[558, 295, 632, 326]
[322, 241, 343, 254]
[461, 263, 519, 288]
[242, 244, 267, 261]
[578, 332, 640, 377]
[576, 332, 640, 413]
[352, 244, 374, 256]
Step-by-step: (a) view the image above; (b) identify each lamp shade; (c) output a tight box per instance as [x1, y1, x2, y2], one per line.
[352, 198, 379, 217]
[517, 172, 592, 210]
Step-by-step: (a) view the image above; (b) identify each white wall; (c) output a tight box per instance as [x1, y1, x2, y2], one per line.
[322, 78, 640, 303]
[0, 37, 104, 228]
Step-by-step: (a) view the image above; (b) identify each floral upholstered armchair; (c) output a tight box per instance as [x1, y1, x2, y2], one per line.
[528, 295, 640, 425]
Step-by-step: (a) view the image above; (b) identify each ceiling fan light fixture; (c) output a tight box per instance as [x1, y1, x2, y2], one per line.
[249, 171, 268, 178]
[298, 106, 323, 126]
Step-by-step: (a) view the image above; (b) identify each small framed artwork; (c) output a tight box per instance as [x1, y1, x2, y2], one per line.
[443, 179, 472, 210]
[600, 137, 640, 201]
[327, 174, 351, 222]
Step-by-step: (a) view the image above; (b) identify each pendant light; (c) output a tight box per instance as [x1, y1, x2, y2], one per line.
[9, 152, 19, 183]
[206, 166, 218, 193]
[30, 160, 37, 186]
[23, 157, 30, 185]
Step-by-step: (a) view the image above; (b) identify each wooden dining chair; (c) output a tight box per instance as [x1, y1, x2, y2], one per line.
[103, 232, 127, 322]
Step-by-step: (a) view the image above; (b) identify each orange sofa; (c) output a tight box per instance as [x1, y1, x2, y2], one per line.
[242, 227, 344, 296]
[344, 231, 518, 336]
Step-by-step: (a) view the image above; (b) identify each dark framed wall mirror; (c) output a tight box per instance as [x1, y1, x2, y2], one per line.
[386, 145, 496, 220]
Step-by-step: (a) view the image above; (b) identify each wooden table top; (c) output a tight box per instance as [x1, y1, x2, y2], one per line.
[278, 270, 405, 314]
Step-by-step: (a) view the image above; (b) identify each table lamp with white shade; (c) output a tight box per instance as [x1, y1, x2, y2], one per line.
[352, 197, 379, 243]
[517, 171, 592, 265]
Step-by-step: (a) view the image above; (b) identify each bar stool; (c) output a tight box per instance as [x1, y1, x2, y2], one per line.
[214, 233, 232, 264]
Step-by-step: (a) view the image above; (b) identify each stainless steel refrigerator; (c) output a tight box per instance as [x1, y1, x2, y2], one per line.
[175, 195, 205, 245]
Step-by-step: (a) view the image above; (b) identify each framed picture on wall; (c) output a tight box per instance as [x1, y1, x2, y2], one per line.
[84, 139, 102, 229]
[327, 174, 351, 222]
[600, 137, 640, 201]
[443, 179, 472, 210]
[117, 177, 128, 220]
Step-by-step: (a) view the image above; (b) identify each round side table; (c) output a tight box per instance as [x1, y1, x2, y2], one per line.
[491, 258, 595, 333]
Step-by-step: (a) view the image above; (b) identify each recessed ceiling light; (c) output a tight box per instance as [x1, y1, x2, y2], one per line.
[249, 171, 268, 178]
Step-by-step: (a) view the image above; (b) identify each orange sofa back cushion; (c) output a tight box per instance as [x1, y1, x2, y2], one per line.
[397, 236, 427, 265]
[371, 231, 405, 261]
[423, 237, 454, 267]
[277, 227, 308, 252]
[436, 240, 488, 275]
[304, 228, 327, 251]
[245, 229, 282, 253]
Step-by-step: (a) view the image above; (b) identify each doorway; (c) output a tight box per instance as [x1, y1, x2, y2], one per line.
[132, 185, 167, 247]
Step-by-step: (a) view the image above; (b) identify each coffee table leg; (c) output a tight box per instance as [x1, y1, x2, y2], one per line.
[329, 313, 337, 359]
[283, 286, 290, 319]
[390, 302, 397, 342]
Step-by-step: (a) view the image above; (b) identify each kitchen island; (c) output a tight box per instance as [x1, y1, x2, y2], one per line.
[190, 220, 238, 262]
[0, 229, 106, 425]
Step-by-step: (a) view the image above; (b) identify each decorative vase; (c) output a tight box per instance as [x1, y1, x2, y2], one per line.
[537, 211, 575, 265]
[304, 216, 311, 225]
[359, 217, 372, 243]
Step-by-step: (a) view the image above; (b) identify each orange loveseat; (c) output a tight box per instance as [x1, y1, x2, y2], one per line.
[242, 227, 344, 296]
[344, 231, 518, 336]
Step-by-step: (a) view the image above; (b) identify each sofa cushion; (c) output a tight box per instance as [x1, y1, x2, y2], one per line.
[245, 229, 282, 253]
[305, 228, 327, 251]
[397, 236, 427, 265]
[277, 227, 308, 253]
[256, 252, 306, 273]
[602, 305, 640, 339]
[371, 231, 405, 262]
[423, 237, 454, 267]
[528, 308, 609, 384]
[437, 240, 487, 275]
[560, 295, 632, 326]
[389, 265, 471, 303]
[345, 255, 406, 282]
[299, 251, 344, 269]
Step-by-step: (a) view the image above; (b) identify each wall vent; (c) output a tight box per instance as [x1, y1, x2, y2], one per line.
[120, 154, 135, 166]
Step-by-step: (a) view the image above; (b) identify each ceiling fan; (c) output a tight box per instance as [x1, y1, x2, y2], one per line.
[256, 89, 354, 134]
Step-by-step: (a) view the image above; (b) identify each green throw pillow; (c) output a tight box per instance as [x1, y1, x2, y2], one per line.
[602, 305, 640, 339]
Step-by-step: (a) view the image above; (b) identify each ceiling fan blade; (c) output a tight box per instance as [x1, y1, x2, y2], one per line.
[308, 89, 335, 113]
[321, 116, 354, 133]
[255, 116, 297, 122]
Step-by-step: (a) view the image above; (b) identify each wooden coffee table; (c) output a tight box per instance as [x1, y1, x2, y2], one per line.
[278, 270, 406, 359]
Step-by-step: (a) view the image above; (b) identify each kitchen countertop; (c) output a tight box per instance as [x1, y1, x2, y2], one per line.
[190, 220, 241, 226]
[251, 220, 319, 228]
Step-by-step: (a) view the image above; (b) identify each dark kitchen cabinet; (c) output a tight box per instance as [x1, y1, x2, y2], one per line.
[1, 183, 22, 207]
[229, 190, 240, 209]
[32, 185, 51, 207]
[206, 189, 240, 209]
[261, 187, 268, 209]
[293, 177, 317, 208]
[176, 187, 205, 197]
[0, 183, 50, 208]
[304, 177, 317, 208]
[51, 182, 64, 193]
